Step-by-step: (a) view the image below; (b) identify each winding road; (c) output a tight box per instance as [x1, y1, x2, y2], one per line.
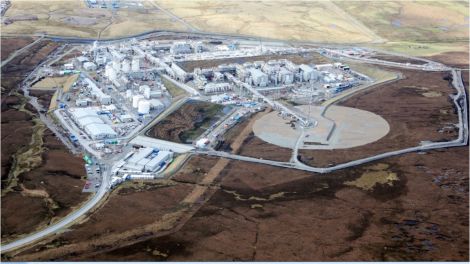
[1, 33, 468, 254]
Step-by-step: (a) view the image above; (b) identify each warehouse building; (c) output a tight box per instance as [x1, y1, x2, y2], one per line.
[69, 107, 117, 140]
[123, 147, 173, 172]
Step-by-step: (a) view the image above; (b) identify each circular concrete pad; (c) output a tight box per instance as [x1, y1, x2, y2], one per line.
[252, 105, 390, 150]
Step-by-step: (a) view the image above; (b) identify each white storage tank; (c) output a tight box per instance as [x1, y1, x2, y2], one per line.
[138, 100, 150, 114]
[132, 94, 144, 108]
[122, 60, 131, 73]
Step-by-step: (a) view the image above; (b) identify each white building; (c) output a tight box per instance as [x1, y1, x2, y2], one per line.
[85, 78, 112, 105]
[299, 64, 315, 82]
[149, 99, 165, 111]
[144, 150, 173, 172]
[85, 123, 117, 140]
[204, 82, 232, 94]
[69, 107, 117, 140]
[83, 62, 97, 71]
[249, 68, 268, 87]
[170, 42, 192, 54]
[75, 98, 89, 107]
[170, 63, 188, 82]
[278, 68, 294, 85]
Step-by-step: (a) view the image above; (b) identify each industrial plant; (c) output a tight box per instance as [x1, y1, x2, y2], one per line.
[39, 37, 377, 187]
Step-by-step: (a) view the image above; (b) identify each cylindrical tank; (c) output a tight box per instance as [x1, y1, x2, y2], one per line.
[138, 100, 150, 114]
[132, 95, 144, 108]
[131, 57, 140, 72]
[122, 60, 131, 73]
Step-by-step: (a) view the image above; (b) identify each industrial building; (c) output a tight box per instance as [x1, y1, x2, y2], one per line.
[83, 61, 97, 71]
[204, 82, 232, 94]
[249, 68, 268, 87]
[123, 147, 173, 172]
[69, 108, 117, 140]
[84, 78, 112, 105]
[170, 42, 192, 54]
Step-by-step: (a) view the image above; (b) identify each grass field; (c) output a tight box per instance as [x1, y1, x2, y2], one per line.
[337, 0, 469, 43]
[2, 0, 468, 56]
[1, 0, 185, 39]
[155, 0, 377, 43]
[161, 75, 187, 98]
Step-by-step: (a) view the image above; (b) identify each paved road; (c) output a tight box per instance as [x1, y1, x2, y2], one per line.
[197, 69, 468, 173]
[1, 166, 111, 252]
[1, 33, 467, 254]
[225, 73, 316, 127]
[322, 48, 450, 72]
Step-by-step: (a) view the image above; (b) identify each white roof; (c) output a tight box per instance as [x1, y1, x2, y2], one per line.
[80, 116, 104, 126]
[249, 68, 267, 79]
[205, 82, 230, 89]
[83, 61, 96, 67]
[299, 64, 314, 72]
[76, 56, 89, 62]
[86, 123, 117, 137]
[85, 78, 108, 100]
[70, 107, 98, 120]
[127, 147, 154, 164]
[145, 151, 171, 169]
[149, 99, 164, 108]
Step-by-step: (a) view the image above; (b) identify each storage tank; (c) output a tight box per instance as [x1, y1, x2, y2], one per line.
[131, 57, 140, 72]
[138, 100, 150, 114]
[122, 60, 131, 73]
[132, 95, 144, 108]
